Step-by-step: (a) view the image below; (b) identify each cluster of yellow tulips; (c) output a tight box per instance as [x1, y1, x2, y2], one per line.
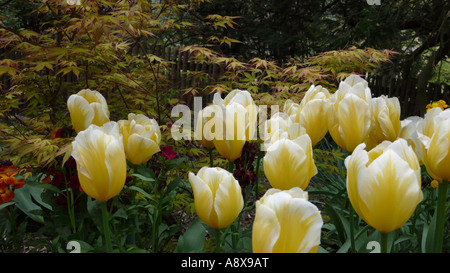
[190, 88, 323, 253]
[68, 89, 161, 202]
[66, 72, 449, 253]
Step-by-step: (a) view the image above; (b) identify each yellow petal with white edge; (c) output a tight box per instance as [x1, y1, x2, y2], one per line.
[260, 190, 322, 253]
[336, 94, 371, 152]
[264, 135, 316, 190]
[299, 99, 330, 146]
[214, 173, 243, 229]
[103, 137, 126, 200]
[67, 95, 94, 133]
[252, 202, 281, 253]
[386, 139, 421, 180]
[263, 139, 307, 190]
[90, 102, 110, 126]
[345, 143, 370, 220]
[126, 134, 160, 165]
[188, 171, 214, 227]
[425, 119, 450, 181]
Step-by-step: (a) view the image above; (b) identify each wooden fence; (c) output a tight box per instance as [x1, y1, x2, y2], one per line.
[368, 75, 450, 118]
[135, 44, 224, 91]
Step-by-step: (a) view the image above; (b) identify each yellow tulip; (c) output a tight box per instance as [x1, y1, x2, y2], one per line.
[118, 113, 161, 165]
[328, 75, 372, 152]
[417, 108, 450, 253]
[420, 109, 450, 181]
[364, 95, 401, 150]
[188, 167, 244, 229]
[67, 89, 110, 133]
[211, 102, 248, 162]
[252, 187, 323, 253]
[260, 112, 292, 149]
[71, 122, 127, 202]
[345, 139, 423, 233]
[263, 132, 317, 190]
[213, 89, 258, 141]
[292, 85, 331, 146]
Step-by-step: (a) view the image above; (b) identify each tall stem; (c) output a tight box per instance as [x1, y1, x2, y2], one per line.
[65, 172, 77, 234]
[349, 206, 356, 253]
[434, 180, 448, 253]
[228, 160, 234, 173]
[101, 201, 113, 253]
[214, 228, 223, 253]
[151, 176, 161, 253]
[69, 189, 76, 234]
[231, 216, 240, 250]
[380, 232, 389, 253]
[254, 150, 263, 199]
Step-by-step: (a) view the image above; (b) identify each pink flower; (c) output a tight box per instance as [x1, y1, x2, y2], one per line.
[162, 145, 177, 160]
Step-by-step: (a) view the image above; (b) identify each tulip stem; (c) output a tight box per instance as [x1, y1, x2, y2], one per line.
[209, 148, 214, 167]
[228, 160, 234, 173]
[380, 232, 389, 253]
[101, 201, 113, 253]
[349, 206, 356, 253]
[434, 180, 448, 253]
[231, 217, 240, 249]
[64, 172, 77, 234]
[214, 228, 223, 253]
[254, 150, 263, 199]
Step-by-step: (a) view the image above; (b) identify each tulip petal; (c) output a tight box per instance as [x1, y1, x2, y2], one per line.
[345, 143, 370, 220]
[126, 134, 160, 165]
[72, 127, 113, 201]
[272, 195, 322, 253]
[252, 203, 280, 253]
[188, 171, 215, 227]
[336, 94, 371, 152]
[67, 95, 94, 133]
[103, 137, 126, 200]
[264, 136, 316, 190]
[299, 99, 330, 146]
[90, 102, 110, 126]
[255, 190, 322, 253]
[214, 174, 244, 229]
[425, 119, 450, 181]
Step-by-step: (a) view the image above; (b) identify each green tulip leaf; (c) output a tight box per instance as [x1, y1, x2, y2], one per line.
[13, 182, 53, 224]
[175, 218, 206, 253]
[131, 173, 155, 182]
[325, 203, 350, 245]
[422, 211, 437, 253]
[0, 201, 15, 211]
